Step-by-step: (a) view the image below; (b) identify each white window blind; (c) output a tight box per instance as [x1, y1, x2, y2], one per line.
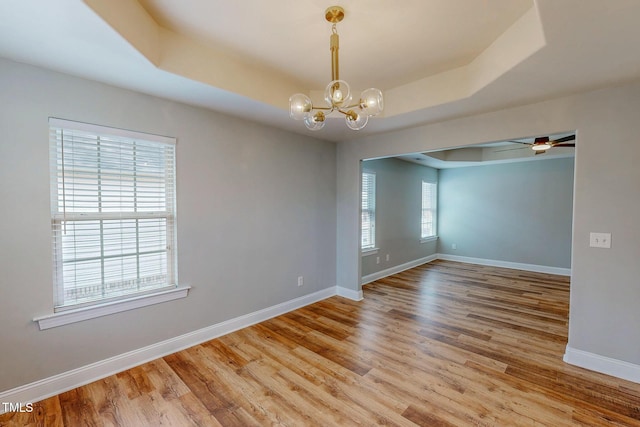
[361, 171, 376, 249]
[421, 181, 437, 239]
[49, 118, 177, 311]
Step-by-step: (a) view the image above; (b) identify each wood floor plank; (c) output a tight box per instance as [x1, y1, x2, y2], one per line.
[0, 397, 63, 427]
[2, 259, 640, 426]
[164, 350, 261, 426]
[57, 387, 102, 426]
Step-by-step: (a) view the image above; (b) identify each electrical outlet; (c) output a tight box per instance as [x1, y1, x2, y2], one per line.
[376, 256, 380, 264]
[589, 232, 611, 248]
[452, 243, 457, 250]
[297, 276, 304, 287]
[385, 254, 390, 261]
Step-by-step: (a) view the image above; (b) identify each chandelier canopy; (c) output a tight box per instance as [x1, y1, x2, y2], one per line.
[289, 6, 384, 131]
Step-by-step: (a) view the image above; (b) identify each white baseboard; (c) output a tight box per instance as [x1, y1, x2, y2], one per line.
[0, 286, 337, 412]
[564, 346, 640, 384]
[436, 253, 571, 276]
[361, 254, 438, 285]
[336, 286, 363, 301]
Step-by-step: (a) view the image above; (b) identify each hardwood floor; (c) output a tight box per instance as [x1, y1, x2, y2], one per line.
[2, 260, 640, 426]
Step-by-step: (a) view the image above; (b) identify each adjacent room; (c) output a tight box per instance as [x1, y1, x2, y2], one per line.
[361, 136, 575, 284]
[1, 1, 640, 425]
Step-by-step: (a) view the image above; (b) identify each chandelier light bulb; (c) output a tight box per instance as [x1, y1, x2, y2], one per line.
[325, 80, 352, 107]
[360, 88, 384, 116]
[304, 111, 326, 131]
[345, 109, 368, 130]
[289, 93, 313, 120]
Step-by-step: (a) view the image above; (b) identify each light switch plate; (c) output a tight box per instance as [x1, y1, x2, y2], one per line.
[589, 232, 611, 248]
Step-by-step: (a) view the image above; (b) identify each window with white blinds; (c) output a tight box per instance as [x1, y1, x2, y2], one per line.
[49, 118, 177, 311]
[421, 181, 437, 239]
[361, 171, 376, 250]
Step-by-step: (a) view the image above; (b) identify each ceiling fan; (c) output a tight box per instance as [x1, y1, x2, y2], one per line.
[498, 134, 576, 155]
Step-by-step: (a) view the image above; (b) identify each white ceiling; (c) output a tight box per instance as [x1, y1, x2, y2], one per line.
[1, 1, 640, 142]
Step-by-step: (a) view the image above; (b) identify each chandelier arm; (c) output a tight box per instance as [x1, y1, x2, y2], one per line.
[335, 108, 349, 116]
[340, 102, 362, 110]
[336, 109, 359, 122]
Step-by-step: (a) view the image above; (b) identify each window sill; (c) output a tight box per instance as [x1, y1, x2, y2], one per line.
[34, 286, 191, 330]
[420, 236, 438, 243]
[361, 247, 379, 256]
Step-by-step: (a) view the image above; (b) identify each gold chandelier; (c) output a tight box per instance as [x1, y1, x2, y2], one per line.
[289, 6, 384, 131]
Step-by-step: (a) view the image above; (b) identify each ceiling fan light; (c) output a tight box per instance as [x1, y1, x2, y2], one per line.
[531, 142, 551, 151]
[531, 136, 552, 151]
[360, 88, 384, 116]
[324, 80, 352, 107]
[289, 93, 313, 120]
[345, 109, 368, 130]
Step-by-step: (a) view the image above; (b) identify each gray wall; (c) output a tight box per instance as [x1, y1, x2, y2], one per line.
[438, 157, 574, 268]
[0, 59, 336, 392]
[337, 81, 640, 367]
[360, 158, 438, 277]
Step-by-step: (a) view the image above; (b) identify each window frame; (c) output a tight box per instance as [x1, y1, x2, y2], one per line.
[35, 118, 188, 330]
[361, 170, 376, 251]
[421, 180, 438, 241]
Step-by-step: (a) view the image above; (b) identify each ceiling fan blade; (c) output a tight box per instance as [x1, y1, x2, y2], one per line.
[552, 135, 575, 143]
[552, 143, 576, 147]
